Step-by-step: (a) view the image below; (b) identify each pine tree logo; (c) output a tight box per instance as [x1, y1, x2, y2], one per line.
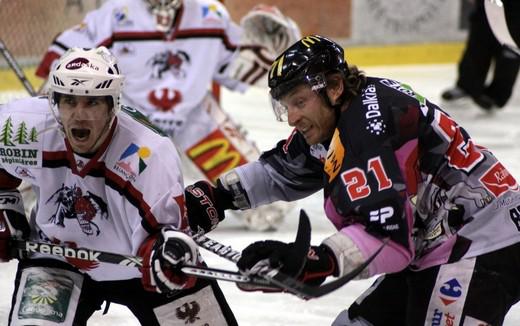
[15, 121, 29, 144]
[1, 117, 15, 146]
[29, 127, 38, 142]
[0, 117, 38, 146]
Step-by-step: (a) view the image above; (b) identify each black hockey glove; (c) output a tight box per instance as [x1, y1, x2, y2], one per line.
[184, 180, 237, 233]
[138, 227, 199, 294]
[236, 241, 338, 292]
[0, 190, 30, 262]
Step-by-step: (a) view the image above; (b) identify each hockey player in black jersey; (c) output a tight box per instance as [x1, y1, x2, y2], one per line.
[185, 35, 520, 325]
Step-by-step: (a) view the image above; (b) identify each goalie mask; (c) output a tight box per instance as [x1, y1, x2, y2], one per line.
[268, 35, 349, 121]
[48, 47, 124, 132]
[145, 0, 182, 32]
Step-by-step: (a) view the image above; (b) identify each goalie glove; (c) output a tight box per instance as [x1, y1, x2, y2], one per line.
[0, 190, 30, 262]
[228, 5, 301, 87]
[236, 241, 338, 293]
[138, 227, 199, 294]
[241, 5, 301, 55]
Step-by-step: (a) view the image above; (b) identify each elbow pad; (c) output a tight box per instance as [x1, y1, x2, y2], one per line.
[321, 232, 371, 280]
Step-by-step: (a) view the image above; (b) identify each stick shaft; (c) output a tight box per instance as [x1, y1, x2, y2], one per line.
[0, 39, 37, 96]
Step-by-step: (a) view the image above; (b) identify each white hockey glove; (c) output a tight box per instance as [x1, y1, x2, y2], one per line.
[0, 190, 30, 262]
[138, 227, 199, 293]
[228, 5, 301, 87]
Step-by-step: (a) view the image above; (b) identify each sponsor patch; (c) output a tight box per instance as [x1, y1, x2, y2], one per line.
[361, 84, 387, 135]
[479, 161, 518, 198]
[425, 258, 475, 326]
[113, 143, 151, 181]
[0, 116, 42, 167]
[324, 129, 344, 182]
[202, 4, 223, 23]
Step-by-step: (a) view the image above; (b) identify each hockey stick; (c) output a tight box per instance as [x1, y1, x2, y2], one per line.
[0, 39, 37, 96]
[9, 219, 305, 293]
[10, 238, 274, 288]
[195, 209, 387, 299]
[195, 210, 386, 299]
[11, 210, 384, 298]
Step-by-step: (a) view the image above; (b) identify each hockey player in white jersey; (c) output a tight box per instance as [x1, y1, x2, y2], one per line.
[1, 47, 237, 325]
[35, 0, 300, 231]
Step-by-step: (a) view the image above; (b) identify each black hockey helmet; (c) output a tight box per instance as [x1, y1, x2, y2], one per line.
[268, 35, 350, 120]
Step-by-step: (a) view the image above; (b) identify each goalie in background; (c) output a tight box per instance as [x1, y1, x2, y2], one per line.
[35, 0, 301, 231]
[185, 35, 520, 325]
[1, 47, 237, 325]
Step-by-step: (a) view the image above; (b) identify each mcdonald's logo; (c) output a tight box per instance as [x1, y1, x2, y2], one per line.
[187, 129, 247, 183]
[269, 55, 285, 79]
[301, 35, 322, 47]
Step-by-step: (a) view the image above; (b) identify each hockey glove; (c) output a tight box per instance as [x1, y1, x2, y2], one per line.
[0, 190, 30, 262]
[138, 227, 199, 294]
[236, 241, 338, 292]
[184, 180, 236, 233]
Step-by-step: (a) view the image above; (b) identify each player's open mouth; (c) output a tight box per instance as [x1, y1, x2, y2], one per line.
[300, 126, 311, 137]
[71, 128, 91, 141]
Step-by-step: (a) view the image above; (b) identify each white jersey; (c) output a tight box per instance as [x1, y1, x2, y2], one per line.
[0, 97, 187, 281]
[36, 0, 244, 125]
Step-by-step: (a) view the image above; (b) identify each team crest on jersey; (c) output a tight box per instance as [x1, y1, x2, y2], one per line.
[0, 116, 41, 167]
[113, 143, 151, 181]
[148, 50, 190, 79]
[46, 184, 109, 236]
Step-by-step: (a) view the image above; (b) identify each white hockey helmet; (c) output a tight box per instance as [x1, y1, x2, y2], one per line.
[48, 47, 124, 128]
[145, 0, 182, 32]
